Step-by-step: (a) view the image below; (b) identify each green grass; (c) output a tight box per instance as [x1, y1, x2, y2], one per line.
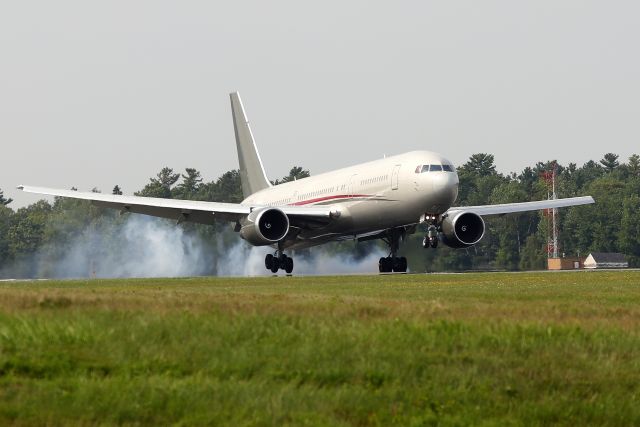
[1, 271, 639, 426]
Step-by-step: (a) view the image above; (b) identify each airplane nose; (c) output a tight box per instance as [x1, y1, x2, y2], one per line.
[432, 172, 458, 205]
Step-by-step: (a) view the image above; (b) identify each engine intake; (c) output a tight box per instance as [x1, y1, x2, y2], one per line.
[239, 208, 290, 246]
[440, 211, 485, 248]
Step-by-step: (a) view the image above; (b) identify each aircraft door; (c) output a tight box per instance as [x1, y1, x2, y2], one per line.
[391, 164, 401, 190]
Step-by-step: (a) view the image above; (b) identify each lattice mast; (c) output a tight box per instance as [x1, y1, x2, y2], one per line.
[540, 163, 559, 258]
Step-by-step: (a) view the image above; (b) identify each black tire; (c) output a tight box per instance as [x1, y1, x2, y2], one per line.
[422, 237, 429, 249]
[430, 238, 438, 249]
[392, 257, 407, 273]
[384, 257, 393, 273]
[270, 257, 280, 273]
[284, 257, 294, 274]
[265, 254, 274, 270]
[379, 257, 386, 273]
[399, 257, 408, 272]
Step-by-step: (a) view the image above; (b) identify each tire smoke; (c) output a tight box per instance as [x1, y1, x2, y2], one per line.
[214, 241, 386, 276]
[0, 214, 385, 279]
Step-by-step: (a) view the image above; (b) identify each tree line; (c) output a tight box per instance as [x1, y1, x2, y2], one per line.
[0, 153, 638, 277]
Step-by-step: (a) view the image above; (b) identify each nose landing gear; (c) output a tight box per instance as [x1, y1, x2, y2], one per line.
[422, 217, 440, 249]
[422, 229, 439, 248]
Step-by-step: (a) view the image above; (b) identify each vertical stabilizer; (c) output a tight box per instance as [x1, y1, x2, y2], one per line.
[230, 92, 271, 198]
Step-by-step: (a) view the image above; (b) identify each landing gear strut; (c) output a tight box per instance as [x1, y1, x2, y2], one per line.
[422, 216, 440, 249]
[379, 228, 408, 273]
[265, 251, 294, 274]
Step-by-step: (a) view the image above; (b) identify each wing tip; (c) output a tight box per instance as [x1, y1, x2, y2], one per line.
[16, 185, 24, 191]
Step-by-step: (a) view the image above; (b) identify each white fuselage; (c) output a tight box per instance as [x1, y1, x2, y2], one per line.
[242, 150, 459, 248]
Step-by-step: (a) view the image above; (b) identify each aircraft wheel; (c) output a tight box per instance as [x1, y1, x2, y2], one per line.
[392, 257, 407, 273]
[284, 257, 294, 274]
[265, 254, 274, 270]
[398, 257, 408, 272]
[422, 237, 430, 249]
[385, 257, 394, 273]
[430, 238, 438, 249]
[270, 257, 280, 273]
[379, 257, 390, 273]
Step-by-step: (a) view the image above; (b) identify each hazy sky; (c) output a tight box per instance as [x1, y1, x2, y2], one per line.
[1, 1, 638, 207]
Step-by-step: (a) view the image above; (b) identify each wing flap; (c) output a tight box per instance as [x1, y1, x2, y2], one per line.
[18, 185, 334, 225]
[91, 201, 235, 225]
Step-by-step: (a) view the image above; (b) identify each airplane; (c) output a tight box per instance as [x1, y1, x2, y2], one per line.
[18, 92, 595, 274]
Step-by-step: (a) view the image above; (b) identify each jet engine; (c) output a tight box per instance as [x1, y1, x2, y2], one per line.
[440, 211, 485, 248]
[239, 207, 290, 246]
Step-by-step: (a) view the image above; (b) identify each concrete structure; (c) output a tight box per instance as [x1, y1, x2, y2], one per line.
[548, 257, 583, 270]
[583, 253, 628, 269]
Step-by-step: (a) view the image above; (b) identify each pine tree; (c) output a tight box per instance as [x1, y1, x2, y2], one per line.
[461, 153, 497, 176]
[174, 168, 203, 199]
[0, 188, 12, 206]
[135, 167, 180, 198]
[628, 154, 640, 177]
[619, 194, 640, 267]
[600, 153, 620, 172]
[276, 166, 311, 184]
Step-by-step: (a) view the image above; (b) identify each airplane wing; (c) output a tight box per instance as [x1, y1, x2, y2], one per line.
[446, 196, 595, 217]
[17, 185, 333, 226]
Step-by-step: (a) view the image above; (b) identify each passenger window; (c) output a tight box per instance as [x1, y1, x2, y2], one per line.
[421, 165, 430, 173]
[430, 164, 442, 172]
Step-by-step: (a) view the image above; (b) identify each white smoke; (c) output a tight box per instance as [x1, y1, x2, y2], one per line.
[49, 215, 211, 279]
[293, 248, 386, 275]
[1, 213, 386, 278]
[214, 241, 271, 276]
[213, 241, 386, 276]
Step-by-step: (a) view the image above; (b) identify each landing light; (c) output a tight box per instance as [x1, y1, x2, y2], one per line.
[420, 213, 439, 223]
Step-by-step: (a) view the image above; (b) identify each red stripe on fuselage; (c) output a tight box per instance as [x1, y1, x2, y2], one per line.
[290, 194, 372, 206]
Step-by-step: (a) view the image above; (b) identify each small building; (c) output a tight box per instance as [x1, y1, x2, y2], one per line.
[583, 252, 628, 269]
[548, 257, 583, 270]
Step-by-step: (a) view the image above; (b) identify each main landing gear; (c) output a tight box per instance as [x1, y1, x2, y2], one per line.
[265, 252, 294, 274]
[378, 256, 407, 273]
[379, 228, 408, 273]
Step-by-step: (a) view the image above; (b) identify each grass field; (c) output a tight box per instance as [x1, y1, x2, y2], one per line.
[1, 271, 639, 426]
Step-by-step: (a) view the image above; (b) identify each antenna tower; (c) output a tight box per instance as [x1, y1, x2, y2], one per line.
[540, 163, 559, 258]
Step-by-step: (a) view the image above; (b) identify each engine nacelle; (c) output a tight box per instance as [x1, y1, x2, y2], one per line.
[440, 211, 485, 248]
[239, 208, 290, 246]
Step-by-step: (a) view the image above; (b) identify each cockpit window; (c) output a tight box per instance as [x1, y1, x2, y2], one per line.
[418, 164, 455, 173]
